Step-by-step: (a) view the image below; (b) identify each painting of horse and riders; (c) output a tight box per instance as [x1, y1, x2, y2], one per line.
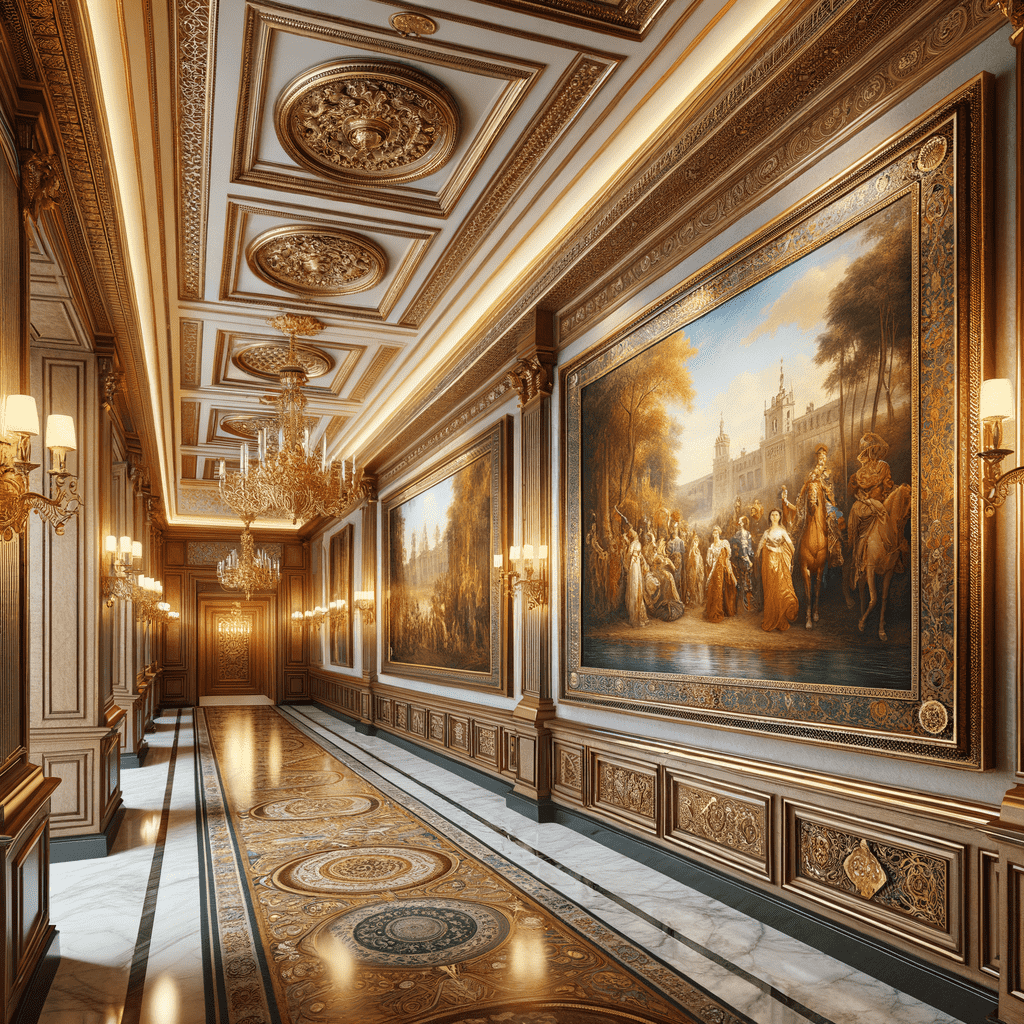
[578, 196, 915, 692]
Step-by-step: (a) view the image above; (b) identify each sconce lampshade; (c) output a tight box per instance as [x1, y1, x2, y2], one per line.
[132, 541, 143, 559]
[45, 414, 76, 451]
[981, 378, 1014, 422]
[4, 395, 39, 436]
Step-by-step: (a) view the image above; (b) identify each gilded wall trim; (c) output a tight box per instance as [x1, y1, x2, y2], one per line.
[482, 0, 672, 38]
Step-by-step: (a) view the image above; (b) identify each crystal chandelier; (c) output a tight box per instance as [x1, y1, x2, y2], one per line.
[218, 314, 361, 526]
[217, 526, 281, 600]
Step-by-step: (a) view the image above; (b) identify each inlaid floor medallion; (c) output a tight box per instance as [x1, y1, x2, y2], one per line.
[272, 847, 455, 895]
[314, 898, 510, 967]
[250, 794, 380, 819]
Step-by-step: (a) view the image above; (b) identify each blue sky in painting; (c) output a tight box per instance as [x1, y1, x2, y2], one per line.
[398, 476, 455, 562]
[668, 218, 874, 485]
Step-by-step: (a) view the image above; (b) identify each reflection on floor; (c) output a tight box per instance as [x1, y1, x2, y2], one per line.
[37, 707, 981, 1024]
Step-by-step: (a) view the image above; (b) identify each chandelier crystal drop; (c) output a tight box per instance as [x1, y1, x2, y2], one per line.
[218, 314, 362, 526]
[217, 526, 281, 600]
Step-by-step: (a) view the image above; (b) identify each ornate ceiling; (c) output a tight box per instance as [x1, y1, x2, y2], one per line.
[12, 0, 1005, 529]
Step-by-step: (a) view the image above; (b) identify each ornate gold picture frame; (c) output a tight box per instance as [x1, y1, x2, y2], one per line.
[382, 419, 511, 694]
[561, 77, 991, 768]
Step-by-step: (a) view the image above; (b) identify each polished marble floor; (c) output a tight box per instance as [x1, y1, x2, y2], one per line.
[36, 705, 991, 1024]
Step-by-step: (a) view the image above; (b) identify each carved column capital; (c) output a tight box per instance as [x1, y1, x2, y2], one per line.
[358, 472, 378, 505]
[19, 151, 62, 226]
[504, 355, 554, 407]
[101, 364, 125, 414]
[999, 0, 1024, 34]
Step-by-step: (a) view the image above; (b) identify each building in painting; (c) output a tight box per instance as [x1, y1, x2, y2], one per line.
[2, 4, 1023, 1024]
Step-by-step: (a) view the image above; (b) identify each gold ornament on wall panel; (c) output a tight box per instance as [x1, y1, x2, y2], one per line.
[275, 60, 460, 185]
[246, 227, 387, 296]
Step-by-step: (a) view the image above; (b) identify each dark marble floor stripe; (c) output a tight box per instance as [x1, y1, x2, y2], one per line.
[193, 711, 223, 1024]
[121, 711, 182, 1024]
[282, 706, 834, 1024]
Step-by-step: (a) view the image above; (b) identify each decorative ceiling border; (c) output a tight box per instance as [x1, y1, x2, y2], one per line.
[174, 0, 216, 302]
[401, 52, 616, 327]
[476, 0, 673, 38]
[365, 0, 1003, 471]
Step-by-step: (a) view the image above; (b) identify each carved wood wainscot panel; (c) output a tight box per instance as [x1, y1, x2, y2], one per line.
[449, 716, 470, 753]
[785, 802, 963, 961]
[474, 724, 499, 768]
[410, 707, 427, 738]
[429, 711, 446, 745]
[979, 850, 1000, 978]
[667, 772, 771, 881]
[375, 697, 393, 727]
[590, 754, 657, 834]
[553, 742, 584, 802]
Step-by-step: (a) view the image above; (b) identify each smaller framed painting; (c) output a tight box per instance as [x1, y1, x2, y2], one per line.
[382, 419, 510, 693]
[329, 525, 353, 668]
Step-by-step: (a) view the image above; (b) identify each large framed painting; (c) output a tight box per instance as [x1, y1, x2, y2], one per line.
[329, 525, 353, 668]
[562, 77, 991, 768]
[382, 419, 510, 693]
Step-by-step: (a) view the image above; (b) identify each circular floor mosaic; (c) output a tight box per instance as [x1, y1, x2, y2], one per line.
[418, 1005, 683, 1024]
[314, 898, 510, 967]
[272, 847, 454, 895]
[249, 795, 380, 820]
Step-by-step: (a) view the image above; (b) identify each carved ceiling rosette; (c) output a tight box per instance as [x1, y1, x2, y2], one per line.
[232, 342, 334, 381]
[245, 226, 387, 296]
[274, 60, 460, 185]
[220, 414, 316, 440]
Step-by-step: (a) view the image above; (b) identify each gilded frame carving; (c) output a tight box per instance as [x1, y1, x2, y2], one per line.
[329, 525, 353, 669]
[382, 419, 510, 694]
[561, 77, 991, 768]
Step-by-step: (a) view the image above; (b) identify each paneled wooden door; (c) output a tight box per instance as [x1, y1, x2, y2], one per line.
[198, 598, 272, 699]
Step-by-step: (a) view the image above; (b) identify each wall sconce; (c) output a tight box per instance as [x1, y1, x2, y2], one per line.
[976, 377, 1023, 516]
[495, 544, 548, 609]
[101, 534, 141, 606]
[329, 598, 349, 623]
[134, 575, 168, 623]
[355, 590, 375, 625]
[0, 395, 80, 541]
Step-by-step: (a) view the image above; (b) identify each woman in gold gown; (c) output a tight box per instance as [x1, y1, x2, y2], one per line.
[756, 508, 799, 631]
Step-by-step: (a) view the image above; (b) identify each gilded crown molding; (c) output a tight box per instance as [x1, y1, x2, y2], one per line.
[554, 0, 1003, 344]
[174, 0, 215, 302]
[246, 227, 387, 297]
[485, 0, 672, 38]
[275, 60, 460, 186]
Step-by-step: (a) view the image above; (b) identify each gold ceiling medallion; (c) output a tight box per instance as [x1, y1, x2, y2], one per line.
[233, 342, 334, 381]
[221, 414, 308, 440]
[389, 13, 438, 37]
[275, 60, 460, 185]
[246, 227, 387, 296]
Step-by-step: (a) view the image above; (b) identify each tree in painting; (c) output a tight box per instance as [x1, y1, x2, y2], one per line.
[389, 455, 492, 672]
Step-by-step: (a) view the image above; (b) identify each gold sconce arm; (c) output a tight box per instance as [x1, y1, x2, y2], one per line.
[495, 545, 549, 610]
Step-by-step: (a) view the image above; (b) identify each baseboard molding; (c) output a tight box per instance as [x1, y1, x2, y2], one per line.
[50, 803, 126, 863]
[308, 700, 998, 1024]
[120, 741, 149, 770]
[11, 928, 59, 1024]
